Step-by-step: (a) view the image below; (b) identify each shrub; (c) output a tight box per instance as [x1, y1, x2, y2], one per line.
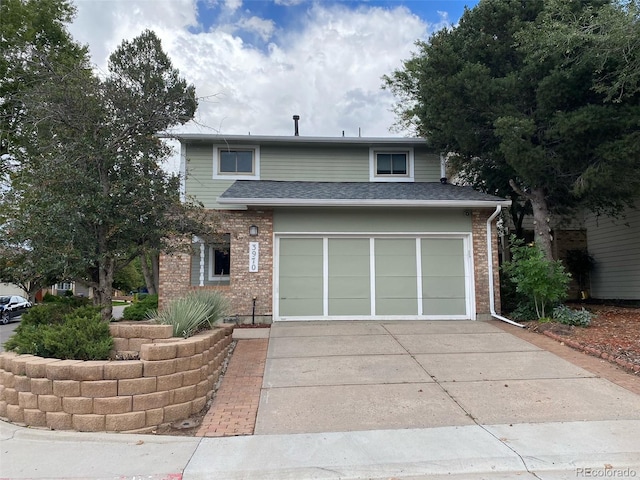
[21, 303, 100, 327]
[150, 291, 229, 338]
[509, 302, 539, 322]
[502, 236, 570, 319]
[122, 294, 158, 321]
[41, 294, 92, 308]
[552, 304, 595, 327]
[5, 310, 112, 360]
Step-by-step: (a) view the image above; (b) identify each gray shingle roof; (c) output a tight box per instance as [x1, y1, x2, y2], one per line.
[218, 181, 509, 207]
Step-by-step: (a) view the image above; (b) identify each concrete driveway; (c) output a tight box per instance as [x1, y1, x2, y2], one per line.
[255, 320, 640, 434]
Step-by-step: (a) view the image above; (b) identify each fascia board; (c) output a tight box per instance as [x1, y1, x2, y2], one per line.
[216, 197, 512, 208]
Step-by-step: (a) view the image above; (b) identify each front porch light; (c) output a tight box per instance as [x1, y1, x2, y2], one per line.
[249, 225, 259, 237]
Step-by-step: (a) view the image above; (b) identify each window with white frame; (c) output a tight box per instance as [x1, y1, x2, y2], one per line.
[191, 234, 231, 286]
[213, 146, 260, 180]
[208, 234, 231, 281]
[56, 282, 73, 292]
[369, 147, 414, 181]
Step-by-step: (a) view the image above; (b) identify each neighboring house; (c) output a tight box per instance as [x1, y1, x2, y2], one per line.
[584, 205, 640, 301]
[158, 131, 510, 322]
[0, 283, 28, 298]
[48, 281, 91, 298]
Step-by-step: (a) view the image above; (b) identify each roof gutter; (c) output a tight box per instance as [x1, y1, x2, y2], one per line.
[217, 197, 512, 208]
[486, 205, 524, 328]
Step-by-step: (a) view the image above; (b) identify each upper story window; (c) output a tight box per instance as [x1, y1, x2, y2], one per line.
[213, 145, 260, 180]
[369, 147, 414, 182]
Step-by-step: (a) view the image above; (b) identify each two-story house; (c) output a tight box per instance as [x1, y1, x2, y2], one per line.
[158, 130, 511, 323]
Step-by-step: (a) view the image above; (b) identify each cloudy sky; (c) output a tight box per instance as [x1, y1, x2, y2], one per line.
[68, 0, 478, 163]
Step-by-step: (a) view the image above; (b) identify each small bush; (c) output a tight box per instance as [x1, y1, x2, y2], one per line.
[502, 236, 570, 319]
[21, 303, 100, 327]
[150, 291, 229, 338]
[5, 310, 112, 360]
[552, 305, 594, 327]
[509, 302, 539, 322]
[41, 294, 92, 308]
[122, 294, 158, 321]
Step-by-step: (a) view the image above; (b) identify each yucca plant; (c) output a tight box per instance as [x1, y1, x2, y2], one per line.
[148, 291, 229, 338]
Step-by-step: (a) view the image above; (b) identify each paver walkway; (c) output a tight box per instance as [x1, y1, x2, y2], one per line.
[196, 338, 268, 437]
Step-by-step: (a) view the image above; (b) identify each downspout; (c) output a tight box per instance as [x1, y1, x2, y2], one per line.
[486, 205, 524, 327]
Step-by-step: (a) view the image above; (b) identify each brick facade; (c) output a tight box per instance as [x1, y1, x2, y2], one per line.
[472, 209, 501, 320]
[159, 209, 274, 322]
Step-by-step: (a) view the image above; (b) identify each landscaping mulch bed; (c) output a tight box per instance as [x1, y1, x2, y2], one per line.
[526, 304, 640, 375]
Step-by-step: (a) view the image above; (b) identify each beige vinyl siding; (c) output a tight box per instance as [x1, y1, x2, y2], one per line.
[184, 143, 245, 209]
[414, 150, 441, 182]
[585, 206, 640, 300]
[274, 208, 472, 233]
[183, 142, 442, 209]
[260, 145, 368, 181]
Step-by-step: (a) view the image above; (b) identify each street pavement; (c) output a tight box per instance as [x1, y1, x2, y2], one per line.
[1, 320, 640, 480]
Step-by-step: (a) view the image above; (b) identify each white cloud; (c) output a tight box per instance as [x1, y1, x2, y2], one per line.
[224, 0, 243, 13]
[69, 1, 440, 144]
[235, 16, 276, 42]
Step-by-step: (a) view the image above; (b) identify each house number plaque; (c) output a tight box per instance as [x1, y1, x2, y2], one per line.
[249, 242, 259, 272]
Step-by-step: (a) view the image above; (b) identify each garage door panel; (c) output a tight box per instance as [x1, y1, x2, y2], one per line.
[375, 239, 418, 316]
[424, 298, 467, 316]
[328, 238, 370, 316]
[423, 255, 465, 276]
[279, 238, 323, 317]
[279, 256, 322, 273]
[423, 277, 465, 298]
[421, 238, 467, 316]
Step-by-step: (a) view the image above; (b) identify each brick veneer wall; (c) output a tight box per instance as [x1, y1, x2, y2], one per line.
[158, 209, 273, 321]
[0, 324, 233, 433]
[472, 209, 501, 320]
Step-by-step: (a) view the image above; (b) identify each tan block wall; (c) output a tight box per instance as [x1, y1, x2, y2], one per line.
[472, 209, 501, 320]
[158, 209, 274, 320]
[0, 325, 233, 433]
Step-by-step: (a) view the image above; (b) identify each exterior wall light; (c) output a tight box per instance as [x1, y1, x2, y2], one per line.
[249, 225, 259, 237]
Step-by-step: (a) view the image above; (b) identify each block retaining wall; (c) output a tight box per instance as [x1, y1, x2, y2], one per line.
[0, 323, 233, 433]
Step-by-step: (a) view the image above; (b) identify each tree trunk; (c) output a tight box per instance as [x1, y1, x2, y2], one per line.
[509, 180, 554, 260]
[96, 256, 114, 322]
[529, 187, 554, 261]
[139, 251, 157, 295]
[151, 250, 159, 295]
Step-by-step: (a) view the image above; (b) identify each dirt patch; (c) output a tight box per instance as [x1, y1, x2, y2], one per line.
[525, 304, 640, 375]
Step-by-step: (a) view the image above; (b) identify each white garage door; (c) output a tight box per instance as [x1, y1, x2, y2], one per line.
[276, 235, 472, 321]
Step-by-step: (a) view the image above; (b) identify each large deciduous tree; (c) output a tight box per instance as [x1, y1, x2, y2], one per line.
[2, 6, 200, 320]
[384, 0, 640, 260]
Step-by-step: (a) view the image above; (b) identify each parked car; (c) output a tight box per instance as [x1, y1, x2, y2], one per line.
[0, 295, 32, 324]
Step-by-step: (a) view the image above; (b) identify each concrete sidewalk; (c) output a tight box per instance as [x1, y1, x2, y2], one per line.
[2, 320, 640, 479]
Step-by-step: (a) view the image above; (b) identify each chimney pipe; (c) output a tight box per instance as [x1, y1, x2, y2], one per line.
[293, 115, 300, 136]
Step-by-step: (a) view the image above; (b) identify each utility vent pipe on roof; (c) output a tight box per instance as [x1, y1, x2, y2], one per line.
[293, 115, 300, 136]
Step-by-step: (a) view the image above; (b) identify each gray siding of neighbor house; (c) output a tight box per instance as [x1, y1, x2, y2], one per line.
[585, 206, 640, 300]
[184, 142, 441, 209]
